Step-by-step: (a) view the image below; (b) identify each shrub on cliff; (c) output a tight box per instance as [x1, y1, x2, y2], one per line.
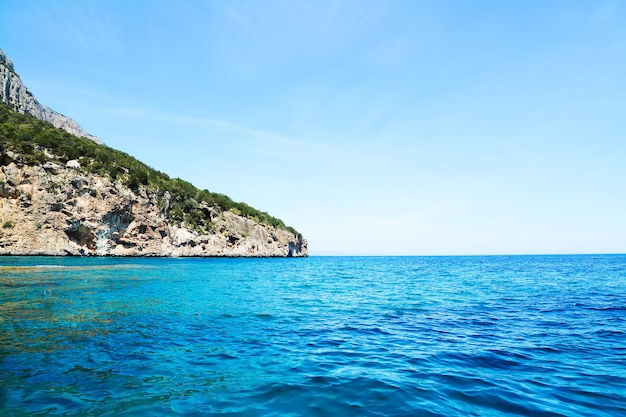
[0, 102, 299, 236]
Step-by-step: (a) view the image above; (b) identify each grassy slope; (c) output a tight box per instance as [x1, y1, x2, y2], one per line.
[0, 102, 300, 236]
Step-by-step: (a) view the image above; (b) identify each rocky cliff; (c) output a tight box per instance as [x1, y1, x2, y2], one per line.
[0, 149, 307, 257]
[0, 48, 102, 144]
[0, 49, 307, 257]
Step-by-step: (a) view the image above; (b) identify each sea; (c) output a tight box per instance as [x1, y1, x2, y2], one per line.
[0, 255, 624, 416]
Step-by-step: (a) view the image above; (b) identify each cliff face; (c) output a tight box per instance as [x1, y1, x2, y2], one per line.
[0, 48, 307, 257]
[0, 150, 307, 257]
[0, 49, 102, 144]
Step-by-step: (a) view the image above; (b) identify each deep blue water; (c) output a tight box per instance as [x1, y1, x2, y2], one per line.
[0, 255, 625, 416]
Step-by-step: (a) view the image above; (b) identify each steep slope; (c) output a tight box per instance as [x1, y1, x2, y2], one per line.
[0, 48, 102, 144]
[0, 154, 306, 256]
[0, 50, 307, 257]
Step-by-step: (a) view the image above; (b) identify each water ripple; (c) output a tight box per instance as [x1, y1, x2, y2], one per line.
[1, 255, 625, 416]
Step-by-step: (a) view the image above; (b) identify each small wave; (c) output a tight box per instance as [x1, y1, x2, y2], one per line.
[35, 265, 70, 268]
[338, 325, 392, 336]
[241, 377, 438, 417]
[254, 313, 276, 320]
[0, 264, 149, 272]
[588, 305, 626, 312]
[0, 265, 66, 271]
[0, 281, 61, 288]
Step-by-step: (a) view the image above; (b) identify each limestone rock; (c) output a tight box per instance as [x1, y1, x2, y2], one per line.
[66, 160, 81, 169]
[43, 162, 62, 175]
[0, 161, 307, 257]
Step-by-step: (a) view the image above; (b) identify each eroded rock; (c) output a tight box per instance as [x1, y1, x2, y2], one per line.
[0, 163, 307, 257]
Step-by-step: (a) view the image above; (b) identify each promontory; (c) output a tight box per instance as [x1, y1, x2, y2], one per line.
[0, 48, 307, 257]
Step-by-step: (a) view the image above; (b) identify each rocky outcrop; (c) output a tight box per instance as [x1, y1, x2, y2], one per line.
[0, 48, 307, 257]
[0, 48, 102, 144]
[0, 150, 307, 257]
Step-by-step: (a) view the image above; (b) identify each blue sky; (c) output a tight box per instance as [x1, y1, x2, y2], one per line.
[1, 0, 624, 255]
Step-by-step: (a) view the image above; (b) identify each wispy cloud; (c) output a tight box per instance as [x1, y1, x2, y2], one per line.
[26, 2, 122, 55]
[207, 0, 382, 75]
[87, 103, 334, 157]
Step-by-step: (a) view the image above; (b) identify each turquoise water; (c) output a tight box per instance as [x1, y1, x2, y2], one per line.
[1, 255, 625, 416]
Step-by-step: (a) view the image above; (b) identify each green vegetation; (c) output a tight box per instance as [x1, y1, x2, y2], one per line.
[0, 102, 300, 236]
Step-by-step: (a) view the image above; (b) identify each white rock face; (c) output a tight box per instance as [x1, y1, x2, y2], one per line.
[0, 152, 307, 257]
[66, 160, 81, 169]
[0, 48, 102, 144]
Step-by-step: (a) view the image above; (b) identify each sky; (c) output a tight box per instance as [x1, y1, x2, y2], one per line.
[1, 0, 625, 256]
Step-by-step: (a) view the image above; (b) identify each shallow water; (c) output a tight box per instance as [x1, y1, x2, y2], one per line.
[0, 255, 625, 416]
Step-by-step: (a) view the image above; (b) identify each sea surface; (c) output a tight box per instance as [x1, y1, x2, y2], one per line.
[0, 255, 625, 416]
